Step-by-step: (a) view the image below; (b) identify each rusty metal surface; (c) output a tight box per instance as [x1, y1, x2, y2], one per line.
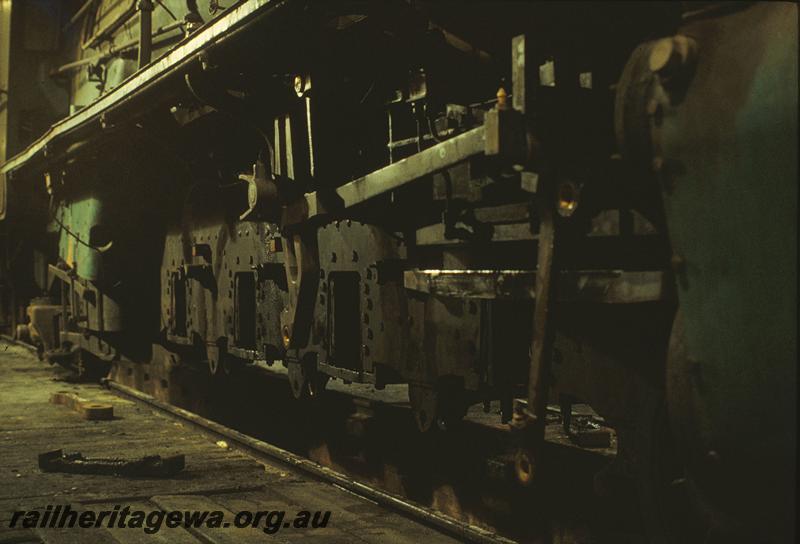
[525, 192, 556, 441]
[38, 449, 186, 477]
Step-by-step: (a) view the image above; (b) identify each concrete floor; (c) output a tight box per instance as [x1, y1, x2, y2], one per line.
[0, 341, 459, 544]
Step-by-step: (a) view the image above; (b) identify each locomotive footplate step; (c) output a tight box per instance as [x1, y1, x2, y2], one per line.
[0, 341, 462, 543]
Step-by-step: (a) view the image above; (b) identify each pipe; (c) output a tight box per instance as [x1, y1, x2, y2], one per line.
[52, 21, 184, 76]
[63, 0, 98, 33]
[137, 0, 154, 69]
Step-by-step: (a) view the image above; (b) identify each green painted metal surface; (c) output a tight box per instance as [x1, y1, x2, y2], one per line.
[660, 2, 796, 535]
[54, 195, 104, 281]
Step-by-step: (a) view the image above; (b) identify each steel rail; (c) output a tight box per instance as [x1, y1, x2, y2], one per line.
[104, 379, 517, 544]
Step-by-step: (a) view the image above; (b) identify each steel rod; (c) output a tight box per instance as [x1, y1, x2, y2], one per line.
[63, 0, 99, 33]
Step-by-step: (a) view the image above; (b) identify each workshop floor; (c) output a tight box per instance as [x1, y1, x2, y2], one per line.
[0, 340, 458, 543]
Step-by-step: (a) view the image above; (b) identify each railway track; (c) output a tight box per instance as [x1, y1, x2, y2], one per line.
[103, 377, 516, 544]
[3, 334, 626, 542]
[0, 338, 480, 544]
[3, 334, 625, 543]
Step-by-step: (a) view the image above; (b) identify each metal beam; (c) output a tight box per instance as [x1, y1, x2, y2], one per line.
[334, 126, 486, 209]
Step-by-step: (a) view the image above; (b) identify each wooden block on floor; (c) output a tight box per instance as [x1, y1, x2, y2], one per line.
[50, 392, 113, 421]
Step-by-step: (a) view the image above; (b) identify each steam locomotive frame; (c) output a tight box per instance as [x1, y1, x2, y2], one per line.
[0, 2, 795, 542]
